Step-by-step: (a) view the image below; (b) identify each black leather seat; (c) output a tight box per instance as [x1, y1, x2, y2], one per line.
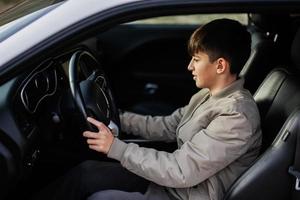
[254, 68, 300, 151]
[240, 14, 292, 94]
[223, 26, 300, 200]
[254, 24, 300, 151]
[223, 108, 300, 200]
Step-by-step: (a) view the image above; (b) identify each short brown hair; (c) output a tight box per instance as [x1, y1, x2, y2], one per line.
[188, 18, 251, 74]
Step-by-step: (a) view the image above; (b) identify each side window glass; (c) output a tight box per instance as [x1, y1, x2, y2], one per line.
[128, 14, 248, 25]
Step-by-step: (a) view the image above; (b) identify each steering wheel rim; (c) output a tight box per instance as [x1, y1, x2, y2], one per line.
[69, 50, 120, 135]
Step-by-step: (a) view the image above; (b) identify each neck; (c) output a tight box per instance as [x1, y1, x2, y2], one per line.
[209, 74, 237, 96]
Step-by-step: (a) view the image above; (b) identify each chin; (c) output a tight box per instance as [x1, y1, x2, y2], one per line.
[196, 83, 203, 89]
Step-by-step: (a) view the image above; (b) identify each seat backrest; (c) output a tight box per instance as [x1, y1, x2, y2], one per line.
[240, 14, 292, 94]
[254, 68, 300, 151]
[223, 108, 300, 200]
[254, 25, 300, 152]
[223, 26, 300, 200]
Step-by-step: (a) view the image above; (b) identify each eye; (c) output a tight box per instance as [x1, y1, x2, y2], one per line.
[193, 57, 200, 62]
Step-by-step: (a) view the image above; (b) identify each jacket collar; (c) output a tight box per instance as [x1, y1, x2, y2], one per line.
[210, 78, 245, 100]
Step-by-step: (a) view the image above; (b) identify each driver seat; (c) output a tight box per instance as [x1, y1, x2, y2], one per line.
[223, 26, 300, 200]
[223, 108, 300, 200]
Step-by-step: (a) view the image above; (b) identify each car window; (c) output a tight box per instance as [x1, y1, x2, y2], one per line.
[129, 13, 248, 25]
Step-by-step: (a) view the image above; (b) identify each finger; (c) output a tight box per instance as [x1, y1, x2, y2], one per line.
[87, 117, 109, 132]
[88, 144, 100, 152]
[83, 131, 99, 138]
[87, 140, 106, 147]
[89, 144, 105, 153]
[86, 139, 99, 145]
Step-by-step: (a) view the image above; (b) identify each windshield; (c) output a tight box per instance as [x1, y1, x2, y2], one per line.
[0, 0, 65, 42]
[0, 0, 65, 26]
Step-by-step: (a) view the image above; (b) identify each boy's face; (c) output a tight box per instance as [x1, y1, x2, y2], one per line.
[187, 51, 218, 89]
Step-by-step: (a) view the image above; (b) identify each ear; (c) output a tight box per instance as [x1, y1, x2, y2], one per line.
[216, 58, 229, 74]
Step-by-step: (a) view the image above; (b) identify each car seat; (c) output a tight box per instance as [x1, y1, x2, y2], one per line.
[223, 25, 300, 200]
[223, 108, 300, 200]
[240, 13, 292, 94]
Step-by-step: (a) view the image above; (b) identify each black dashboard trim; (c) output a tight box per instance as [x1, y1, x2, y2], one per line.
[20, 61, 58, 114]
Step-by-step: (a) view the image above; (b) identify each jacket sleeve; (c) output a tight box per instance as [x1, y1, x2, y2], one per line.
[108, 111, 254, 188]
[119, 107, 185, 141]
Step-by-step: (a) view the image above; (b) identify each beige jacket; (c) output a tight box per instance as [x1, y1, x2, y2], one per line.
[108, 78, 262, 200]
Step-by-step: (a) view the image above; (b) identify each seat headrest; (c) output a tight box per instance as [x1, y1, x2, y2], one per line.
[249, 14, 290, 33]
[291, 27, 300, 70]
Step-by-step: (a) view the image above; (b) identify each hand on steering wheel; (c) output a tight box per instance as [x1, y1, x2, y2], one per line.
[83, 117, 114, 154]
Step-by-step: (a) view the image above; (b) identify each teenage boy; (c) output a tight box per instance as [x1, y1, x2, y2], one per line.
[36, 18, 262, 200]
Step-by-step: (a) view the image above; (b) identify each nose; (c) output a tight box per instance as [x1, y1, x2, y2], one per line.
[187, 58, 194, 71]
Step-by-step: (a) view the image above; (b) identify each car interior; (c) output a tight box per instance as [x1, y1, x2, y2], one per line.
[1, 5, 300, 200]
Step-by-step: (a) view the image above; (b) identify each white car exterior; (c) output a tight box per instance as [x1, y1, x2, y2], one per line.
[0, 0, 139, 67]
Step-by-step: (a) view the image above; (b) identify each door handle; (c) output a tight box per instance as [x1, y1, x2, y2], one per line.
[144, 83, 158, 95]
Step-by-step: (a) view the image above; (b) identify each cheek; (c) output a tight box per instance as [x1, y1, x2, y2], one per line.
[196, 68, 207, 80]
[194, 64, 204, 75]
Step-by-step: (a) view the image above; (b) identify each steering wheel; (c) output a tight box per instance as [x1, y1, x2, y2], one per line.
[68, 50, 120, 136]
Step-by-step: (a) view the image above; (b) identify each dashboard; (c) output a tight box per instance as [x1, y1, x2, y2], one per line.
[0, 48, 119, 199]
[14, 59, 68, 140]
[20, 61, 58, 114]
[0, 54, 73, 199]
